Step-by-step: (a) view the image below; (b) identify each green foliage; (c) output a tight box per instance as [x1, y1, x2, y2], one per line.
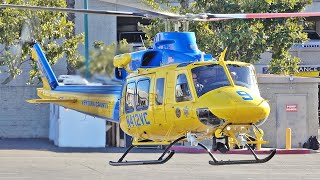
[0, 0, 84, 84]
[142, 0, 312, 74]
[269, 51, 301, 75]
[79, 40, 133, 77]
[138, 20, 165, 47]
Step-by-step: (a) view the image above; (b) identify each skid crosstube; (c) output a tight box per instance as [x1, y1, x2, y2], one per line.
[109, 136, 185, 166]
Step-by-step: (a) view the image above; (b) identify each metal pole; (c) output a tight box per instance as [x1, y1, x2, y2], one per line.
[84, 0, 89, 79]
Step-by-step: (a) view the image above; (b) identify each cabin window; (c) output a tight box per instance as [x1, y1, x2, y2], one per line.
[125, 82, 136, 113]
[175, 74, 192, 102]
[136, 79, 150, 110]
[155, 78, 165, 105]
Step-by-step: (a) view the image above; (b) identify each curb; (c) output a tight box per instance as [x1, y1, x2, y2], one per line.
[170, 146, 316, 154]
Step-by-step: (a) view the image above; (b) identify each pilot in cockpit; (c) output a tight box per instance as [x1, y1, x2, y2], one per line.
[192, 72, 203, 93]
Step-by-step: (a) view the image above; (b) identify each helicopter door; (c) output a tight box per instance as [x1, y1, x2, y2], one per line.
[165, 73, 193, 126]
[153, 78, 166, 124]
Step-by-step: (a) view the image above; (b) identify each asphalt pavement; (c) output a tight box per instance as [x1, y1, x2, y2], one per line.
[0, 139, 320, 180]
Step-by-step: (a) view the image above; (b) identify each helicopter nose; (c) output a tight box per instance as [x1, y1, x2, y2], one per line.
[212, 98, 271, 124]
[199, 87, 270, 125]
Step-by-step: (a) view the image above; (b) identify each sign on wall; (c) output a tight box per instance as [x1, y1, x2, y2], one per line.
[262, 65, 320, 73]
[286, 104, 298, 112]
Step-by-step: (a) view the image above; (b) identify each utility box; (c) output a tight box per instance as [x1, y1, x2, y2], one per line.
[258, 74, 320, 148]
[49, 104, 106, 147]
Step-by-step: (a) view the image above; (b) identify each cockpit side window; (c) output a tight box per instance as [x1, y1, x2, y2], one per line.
[125, 82, 136, 113]
[175, 74, 192, 102]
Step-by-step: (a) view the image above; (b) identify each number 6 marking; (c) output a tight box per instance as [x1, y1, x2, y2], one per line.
[236, 91, 253, 100]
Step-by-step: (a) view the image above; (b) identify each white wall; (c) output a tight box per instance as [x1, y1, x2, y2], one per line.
[49, 104, 106, 147]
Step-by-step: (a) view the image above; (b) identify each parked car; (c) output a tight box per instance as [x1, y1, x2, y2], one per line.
[292, 30, 320, 48]
[90, 75, 122, 85]
[58, 75, 89, 85]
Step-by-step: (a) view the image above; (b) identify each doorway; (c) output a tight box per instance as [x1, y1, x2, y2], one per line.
[276, 94, 307, 148]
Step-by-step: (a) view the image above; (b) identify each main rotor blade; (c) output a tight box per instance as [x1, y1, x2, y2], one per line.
[0, 3, 183, 19]
[98, 0, 182, 19]
[99, 0, 151, 11]
[2, 3, 319, 21]
[0, 4, 145, 17]
[202, 12, 320, 21]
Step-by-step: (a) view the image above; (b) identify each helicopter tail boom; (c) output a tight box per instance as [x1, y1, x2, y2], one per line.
[28, 43, 122, 122]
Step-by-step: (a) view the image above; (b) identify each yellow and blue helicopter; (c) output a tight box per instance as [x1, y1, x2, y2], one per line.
[2, 3, 320, 166]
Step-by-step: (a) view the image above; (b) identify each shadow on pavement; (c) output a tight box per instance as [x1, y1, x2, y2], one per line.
[0, 138, 164, 154]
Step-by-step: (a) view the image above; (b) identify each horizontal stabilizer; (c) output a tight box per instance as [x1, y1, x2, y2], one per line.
[27, 99, 77, 103]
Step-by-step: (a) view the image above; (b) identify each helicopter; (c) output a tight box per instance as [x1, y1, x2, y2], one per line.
[1, 2, 320, 166]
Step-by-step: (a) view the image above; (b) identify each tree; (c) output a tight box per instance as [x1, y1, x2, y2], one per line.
[141, 0, 312, 75]
[78, 40, 133, 77]
[0, 0, 84, 84]
[66, 0, 77, 75]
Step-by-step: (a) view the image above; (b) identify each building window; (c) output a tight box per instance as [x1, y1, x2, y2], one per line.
[175, 74, 192, 102]
[125, 82, 135, 113]
[155, 78, 165, 105]
[136, 79, 150, 110]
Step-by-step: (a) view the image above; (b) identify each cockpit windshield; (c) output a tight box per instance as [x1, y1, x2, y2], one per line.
[191, 64, 230, 96]
[191, 64, 259, 97]
[227, 64, 258, 89]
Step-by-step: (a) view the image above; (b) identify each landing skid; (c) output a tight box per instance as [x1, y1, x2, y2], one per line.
[198, 143, 276, 165]
[109, 136, 276, 166]
[109, 136, 185, 166]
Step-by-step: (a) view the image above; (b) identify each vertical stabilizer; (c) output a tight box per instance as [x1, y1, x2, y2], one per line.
[32, 43, 59, 90]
